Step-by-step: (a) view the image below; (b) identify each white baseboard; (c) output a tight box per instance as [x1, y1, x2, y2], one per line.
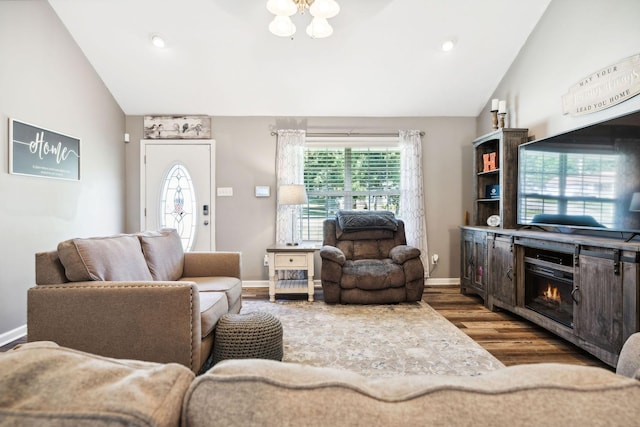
[426, 277, 460, 286]
[0, 325, 26, 347]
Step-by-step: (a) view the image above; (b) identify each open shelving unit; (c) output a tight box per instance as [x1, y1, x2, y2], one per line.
[471, 128, 528, 229]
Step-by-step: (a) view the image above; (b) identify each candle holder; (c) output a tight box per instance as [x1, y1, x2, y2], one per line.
[498, 112, 506, 129]
[491, 110, 498, 130]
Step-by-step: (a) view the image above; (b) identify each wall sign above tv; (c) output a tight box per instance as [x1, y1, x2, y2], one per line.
[562, 53, 640, 116]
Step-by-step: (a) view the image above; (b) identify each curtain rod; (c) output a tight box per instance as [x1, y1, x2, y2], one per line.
[270, 131, 425, 137]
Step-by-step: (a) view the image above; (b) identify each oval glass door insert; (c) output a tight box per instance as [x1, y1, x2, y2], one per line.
[160, 163, 197, 251]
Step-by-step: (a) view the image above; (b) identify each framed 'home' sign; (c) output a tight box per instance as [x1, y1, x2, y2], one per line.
[9, 119, 80, 181]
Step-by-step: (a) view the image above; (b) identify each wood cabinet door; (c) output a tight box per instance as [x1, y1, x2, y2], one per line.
[460, 229, 487, 297]
[472, 232, 487, 291]
[574, 254, 624, 353]
[489, 236, 515, 307]
[460, 230, 474, 290]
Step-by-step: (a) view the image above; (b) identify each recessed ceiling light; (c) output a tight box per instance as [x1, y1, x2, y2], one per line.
[441, 38, 457, 52]
[151, 34, 166, 48]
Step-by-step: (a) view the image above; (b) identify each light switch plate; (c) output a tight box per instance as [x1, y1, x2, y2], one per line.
[217, 187, 233, 197]
[255, 186, 270, 197]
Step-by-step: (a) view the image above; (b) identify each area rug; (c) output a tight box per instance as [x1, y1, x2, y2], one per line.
[240, 299, 504, 377]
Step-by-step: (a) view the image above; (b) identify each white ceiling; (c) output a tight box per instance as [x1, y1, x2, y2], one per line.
[47, 0, 551, 117]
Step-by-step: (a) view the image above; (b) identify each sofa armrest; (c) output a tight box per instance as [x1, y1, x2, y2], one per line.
[27, 281, 202, 372]
[319, 245, 346, 266]
[617, 332, 640, 378]
[183, 252, 241, 278]
[389, 245, 421, 264]
[1, 342, 194, 427]
[320, 246, 345, 304]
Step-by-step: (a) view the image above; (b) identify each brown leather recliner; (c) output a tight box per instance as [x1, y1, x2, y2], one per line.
[320, 210, 425, 304]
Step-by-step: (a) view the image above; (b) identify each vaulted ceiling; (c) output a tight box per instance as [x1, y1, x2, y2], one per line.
[48, 0, 551, 117]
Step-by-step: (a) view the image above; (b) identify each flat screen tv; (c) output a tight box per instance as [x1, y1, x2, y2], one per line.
[517, 109, 640, 237]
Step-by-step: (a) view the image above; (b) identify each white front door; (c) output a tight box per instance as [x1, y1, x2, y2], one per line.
[141, 140, 215, 251]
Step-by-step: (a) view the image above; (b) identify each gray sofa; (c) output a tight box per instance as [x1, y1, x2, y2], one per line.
[27, 228, 242, 373]
[3, 337, 640, 426]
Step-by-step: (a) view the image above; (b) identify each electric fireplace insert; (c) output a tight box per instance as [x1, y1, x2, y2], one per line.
[524, 249, 575, 328]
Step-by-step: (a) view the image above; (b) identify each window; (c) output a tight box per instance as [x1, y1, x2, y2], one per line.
[302, 139, 401, 240]
[519, 150, 618, 227]
[160, 163, 197, 251]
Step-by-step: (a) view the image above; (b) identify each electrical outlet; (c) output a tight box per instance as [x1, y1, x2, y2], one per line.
[432, 254, 439, 265]
[263, 254, 269, 267]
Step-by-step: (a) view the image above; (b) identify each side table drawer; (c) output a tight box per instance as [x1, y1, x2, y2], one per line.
[274, 253, 308, 268]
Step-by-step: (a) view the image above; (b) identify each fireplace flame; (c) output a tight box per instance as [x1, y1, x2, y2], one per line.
[542, 284, 561, 303]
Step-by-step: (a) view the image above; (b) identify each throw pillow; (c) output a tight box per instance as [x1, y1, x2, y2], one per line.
[138, 228, 185, 281]
[58, 234, 153, 281]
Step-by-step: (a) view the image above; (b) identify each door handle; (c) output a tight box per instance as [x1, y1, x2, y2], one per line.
[571, 286, 580, 304]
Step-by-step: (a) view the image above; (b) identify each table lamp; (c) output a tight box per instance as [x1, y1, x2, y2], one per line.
[278, 184, 308, 246]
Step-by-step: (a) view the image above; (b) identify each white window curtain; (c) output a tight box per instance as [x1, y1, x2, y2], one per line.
[399, 130, 429, 273]
[275, 129, 306, 244]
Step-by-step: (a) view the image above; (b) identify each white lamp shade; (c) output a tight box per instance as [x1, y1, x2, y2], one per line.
[269, 15, 296, 37]
[267, 0, 297, 16]
[306, 17, 333, 38]
[309, 0, 340, 19]
[278, 185, 308, 205]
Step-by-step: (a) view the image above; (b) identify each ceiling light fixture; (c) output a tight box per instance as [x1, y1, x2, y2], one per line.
[150, 34, 166, 48]
[267, 0, 340, 39]
[441, 38, 457, 52]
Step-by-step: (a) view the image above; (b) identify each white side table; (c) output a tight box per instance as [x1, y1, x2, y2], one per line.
[266, 244, 318, 302]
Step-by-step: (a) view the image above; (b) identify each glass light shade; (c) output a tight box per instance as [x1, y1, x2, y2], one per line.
[306, 17, 333, 38]
[630, 192, 640, 212]
[266, 0, 297, 16]
[151, 34, 166, 48]
[309, 0, 340, 18]
[441, 39, 455, 52]
[269, 15, 296, 37]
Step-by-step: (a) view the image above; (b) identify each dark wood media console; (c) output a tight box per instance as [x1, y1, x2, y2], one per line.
[461, 226, 640, 367]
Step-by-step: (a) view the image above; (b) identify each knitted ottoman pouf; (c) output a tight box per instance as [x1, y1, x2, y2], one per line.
[212, 311, 283, 364]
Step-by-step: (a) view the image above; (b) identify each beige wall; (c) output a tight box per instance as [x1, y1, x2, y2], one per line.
[478, 0, 640, 139]
[0, 1, 125, 340]
[125, 116, 476, 281]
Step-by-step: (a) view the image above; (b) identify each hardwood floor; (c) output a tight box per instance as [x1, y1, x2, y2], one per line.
[0, 285, 614, 371]
[424, 286, 613, 370]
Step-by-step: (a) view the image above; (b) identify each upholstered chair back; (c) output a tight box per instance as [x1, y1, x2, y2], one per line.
[322, 216, 407, 261]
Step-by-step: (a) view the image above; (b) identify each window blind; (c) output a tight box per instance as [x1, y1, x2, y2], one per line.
[302, 145, 401, 241]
